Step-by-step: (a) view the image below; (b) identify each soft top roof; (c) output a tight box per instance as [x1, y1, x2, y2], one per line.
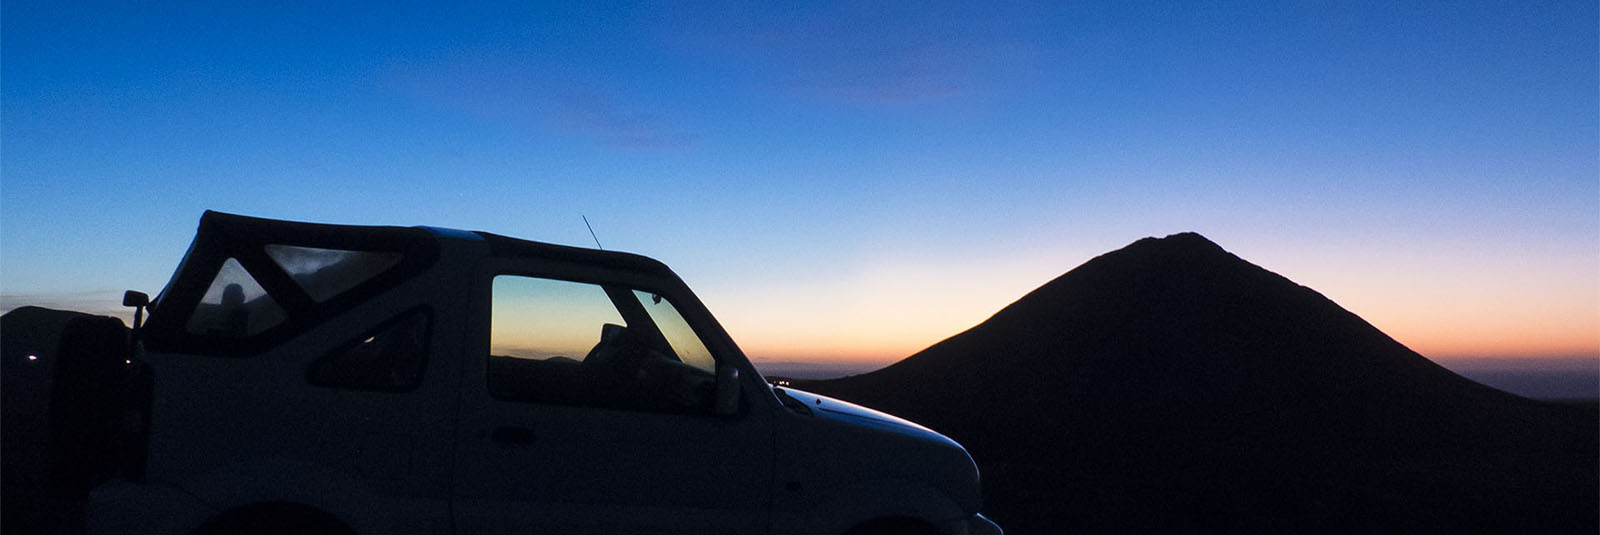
[143, 211, 442, 354]
[475, 232, 673, 275]
[193, 211, 674, 273]
[143, 211, 675, 355]
[182, 210, 676, 276]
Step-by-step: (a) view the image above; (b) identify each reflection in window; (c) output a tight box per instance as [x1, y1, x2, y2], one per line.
[632, 290, 714, 374]
[488, 276, 717, 414]
[489, 277, 624, 407]
[265, 245, 401, 302]
[309, 310, 429, 392]
[185, 258, 286, 337]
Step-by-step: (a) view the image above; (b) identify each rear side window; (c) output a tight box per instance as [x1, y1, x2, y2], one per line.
[140, 211, 442, 357]
[184, 258, 286, 337]
[176, 246, 405, 341]
[309, 310, 430, 392]
[265, 245, 402, 302]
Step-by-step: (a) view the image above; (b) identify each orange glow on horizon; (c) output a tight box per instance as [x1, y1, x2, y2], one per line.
[734, 329, 1600, 367]
[709, 242, 1600, 368]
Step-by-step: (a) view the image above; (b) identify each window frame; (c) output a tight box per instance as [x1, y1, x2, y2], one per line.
[480, 262, 730, 415]
[306, 306, 433, 394]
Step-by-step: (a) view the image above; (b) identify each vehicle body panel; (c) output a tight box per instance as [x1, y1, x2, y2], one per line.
[768, 388, 983, 535]
[448, 256, 775, 534]
[82, 211, 997, 535]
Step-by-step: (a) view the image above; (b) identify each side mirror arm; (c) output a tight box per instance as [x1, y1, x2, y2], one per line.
[123, 290, 150, 330]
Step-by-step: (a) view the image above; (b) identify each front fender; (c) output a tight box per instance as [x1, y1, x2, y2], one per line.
[772, 477, 968, 535]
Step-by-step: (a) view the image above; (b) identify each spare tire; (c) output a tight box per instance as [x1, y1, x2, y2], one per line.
[2, 306, 130, 534]
[50, 312, 132, 493]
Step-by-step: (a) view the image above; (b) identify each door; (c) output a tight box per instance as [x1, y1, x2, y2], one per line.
[451, 271, 772, 534]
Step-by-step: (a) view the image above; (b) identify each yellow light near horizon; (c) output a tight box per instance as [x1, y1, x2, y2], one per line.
[709, 253, 1063, 366]
[1291, 255, 1599, 360]
[1375, 311, 1599, 360]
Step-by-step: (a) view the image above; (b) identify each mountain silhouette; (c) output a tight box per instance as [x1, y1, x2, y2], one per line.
[801, 233, 1597, 533]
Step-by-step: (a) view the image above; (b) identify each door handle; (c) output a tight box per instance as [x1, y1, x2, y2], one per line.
[490, 425, 536, 445]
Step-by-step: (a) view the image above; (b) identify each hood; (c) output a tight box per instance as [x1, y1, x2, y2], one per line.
[770, 386, 985, 515]
[776, 387, 961, 449]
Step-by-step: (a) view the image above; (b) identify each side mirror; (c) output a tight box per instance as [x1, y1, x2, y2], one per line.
[715, 366, 741, 417]
[123, 290, 150, 330]
[122, 290, 149, 307]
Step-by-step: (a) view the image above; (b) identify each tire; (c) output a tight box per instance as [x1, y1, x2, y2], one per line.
[845, 516, 940, 535]
[1, 307, 129, 535]
[192, 502, 354, 535]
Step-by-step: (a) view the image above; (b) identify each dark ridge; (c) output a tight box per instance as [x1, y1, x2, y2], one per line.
[802, 233, 1597, 534]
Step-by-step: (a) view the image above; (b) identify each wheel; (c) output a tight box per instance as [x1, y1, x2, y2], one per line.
[192, 502, 354, 535]
[845, 516, 940, 535]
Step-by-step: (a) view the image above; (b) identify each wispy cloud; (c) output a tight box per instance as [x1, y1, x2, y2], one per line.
[780, 41, 1035, 105]
[548, 90, 696, 150]
[654, 3, 1042, 106]
[785, 51, 968, 104]
[383, 53, 694, 150]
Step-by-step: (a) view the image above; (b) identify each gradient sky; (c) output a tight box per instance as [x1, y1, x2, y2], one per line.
[3, 1, 1596, 373]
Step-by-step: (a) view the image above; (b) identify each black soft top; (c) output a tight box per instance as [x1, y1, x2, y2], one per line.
[143, 211, 440, 354]
[142, 211, 675, 356]
[476, 232, 673, 276]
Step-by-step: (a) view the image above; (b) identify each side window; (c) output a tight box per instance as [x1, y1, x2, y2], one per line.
[185, 258, 287, 337]
[265, 245, 402, 302]
[631, 290, 714, 374]
[309, 310, 430, 392]
[489, 276, 717, 414]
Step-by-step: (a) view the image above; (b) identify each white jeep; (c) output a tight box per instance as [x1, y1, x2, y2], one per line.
[84, 211, 1000, 535]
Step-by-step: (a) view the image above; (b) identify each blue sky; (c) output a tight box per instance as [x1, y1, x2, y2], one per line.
[3, 1, 1596, 374]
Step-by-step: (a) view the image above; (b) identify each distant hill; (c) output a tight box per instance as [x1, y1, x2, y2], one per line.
[801, 233, 1597, 534]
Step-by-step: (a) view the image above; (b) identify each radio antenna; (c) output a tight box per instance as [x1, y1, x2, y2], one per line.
[582, 215, 604, 250]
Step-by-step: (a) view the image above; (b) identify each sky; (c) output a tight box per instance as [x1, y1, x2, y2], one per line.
[3, 2, 1596, 388]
